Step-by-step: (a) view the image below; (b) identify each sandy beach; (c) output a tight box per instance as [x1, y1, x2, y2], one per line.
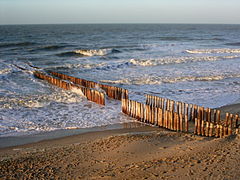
[0, 103, 239, 179]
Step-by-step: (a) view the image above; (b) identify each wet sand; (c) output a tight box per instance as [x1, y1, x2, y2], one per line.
[0, 104, 240, 179]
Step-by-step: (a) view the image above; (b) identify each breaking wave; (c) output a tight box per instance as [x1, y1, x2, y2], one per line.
[129, 55, 239, 67]
[185, 48, 240, 54]
[101, 74, 240, 85]
[0, 68, 12, 75]
[46, 62, 107, 71]
[0, 89, 85, 109]
[57, 48, 121, 57]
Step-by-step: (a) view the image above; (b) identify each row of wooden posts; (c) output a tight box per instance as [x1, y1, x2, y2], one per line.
[34, 71, 105, 105]
[121, 94, 240, 137]
[34, 71, 129, 105]
[122, 98, 189, 132]
[34, 70, 239, 138]
[49, 71, 128, 100]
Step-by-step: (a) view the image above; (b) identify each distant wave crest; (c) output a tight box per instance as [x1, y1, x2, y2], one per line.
[129, 55, 239, 67]
[57, 48, 120, 57]
[0, 68, 11, 75]
[185, 48, 240, 54]
[101, 74, 240, 85]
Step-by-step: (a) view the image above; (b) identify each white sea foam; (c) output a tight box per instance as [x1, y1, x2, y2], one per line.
[129, 55, 239, 67]
[185, 48, 240, 54]
[74, 49, 112, 56]
[50, 62, 106, 70]
[70, 87, 85, 97]
[0, 96, 134, 137]
[0, 68, 11, 75]
[101, 74, 240, 85]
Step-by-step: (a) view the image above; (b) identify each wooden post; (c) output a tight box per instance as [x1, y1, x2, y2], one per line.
[217, 110, 221, 137]
[189, 104, 192, 121]
[102, 92, 105, 105]
[209, 119, 214, 137]
[151, 105, 154, 125]
[139, 102, 142, 121]
[155, 107, 158, 126]
[163, 110, 167, 128]
[168, 111, 171, 129]
[173, 112, 177, 130]
[176, 113, 180, 131]
[171, 110, 174, 130]
[201, 120, 205, 136]
[229, 114, 233, 135]
[185, 114, 188, 132]
[147, 105, 150, 123]
[194, 118, 198, 134]
[220, 125, 223, 138]
[146, 95, 149, 105]
[159, 108, 163, 127]
[197, 117, 201, 136]
[224, 113, 229, 136]
[141, 103, 144, 122]
[209, 123, 214, 137]
[182, 103, 185, 116]
[144, 104, 147, 123]
[235, 114, 239, 134]
[176, 102, 179, 115]
[185, 104, 189, 119]
[179, 113, 183, 132]
[178, 102, 182, 115]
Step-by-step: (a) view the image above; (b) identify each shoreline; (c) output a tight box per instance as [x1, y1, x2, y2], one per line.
[0, 103, 240, 179]
[1, 102, 240, 149]
[0, 122, 144, 148]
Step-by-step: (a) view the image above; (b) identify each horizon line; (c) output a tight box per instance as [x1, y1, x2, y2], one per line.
[1, 22, 240, 26]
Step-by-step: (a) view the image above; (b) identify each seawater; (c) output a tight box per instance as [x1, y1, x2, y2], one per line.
[1, 24, 240, 136]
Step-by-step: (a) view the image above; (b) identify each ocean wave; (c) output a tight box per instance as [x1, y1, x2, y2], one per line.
[57, 48, 120, 57]
[75, 48, 121, 56]
[56, 51, 84, 57]
[0, 42, 36, 48]
[225, 42, 240, 46]
[0, 68, 11, 75]
[185, 48, 240, 54]
[46, 62, 106, 70]
[101, 74, 240, 85]
[38, 45, 66, 51]
[0, 90, 85, 109]
[129, 55, 239, 67]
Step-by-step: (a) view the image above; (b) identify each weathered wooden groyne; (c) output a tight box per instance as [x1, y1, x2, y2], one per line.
[49, 71, 128, 100]
[121, 94, 239, 137]
[34, 71, 106, 105]
[33, 70, 240, 138]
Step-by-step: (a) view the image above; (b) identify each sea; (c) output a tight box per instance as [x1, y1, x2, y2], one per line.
[1, 24, 240, 137]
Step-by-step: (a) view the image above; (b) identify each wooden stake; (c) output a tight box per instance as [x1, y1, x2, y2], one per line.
[176, 113, 180, 131]
[235, 114, 239, 134]
[201, 120, 205, 136]
[197, 117, 201, 136]
[209, 123, 213, 137]
[224, 113, 229, 136]
[185, 114, 188, 132]
[179, 113, 183, 132]
[220, 125, 223, 138]
[229, 114, 233, 135]
[194, 118, 198, 134]
[159, 108, 163, 127]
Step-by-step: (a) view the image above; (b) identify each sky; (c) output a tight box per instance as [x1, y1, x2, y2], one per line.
[0, 0, 240, 25]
